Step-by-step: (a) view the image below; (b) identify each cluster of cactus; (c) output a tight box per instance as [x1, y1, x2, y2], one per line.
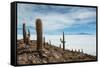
[60, 32, 66, 51]
[36, 18, 43, 52]
[23, 23, 30, 45]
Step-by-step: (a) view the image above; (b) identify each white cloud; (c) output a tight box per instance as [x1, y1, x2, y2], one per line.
[33, 9, 96, 32]
[17, 3, 96, 35]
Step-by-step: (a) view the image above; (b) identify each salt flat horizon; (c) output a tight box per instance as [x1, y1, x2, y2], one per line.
[17, 35, 96, 56]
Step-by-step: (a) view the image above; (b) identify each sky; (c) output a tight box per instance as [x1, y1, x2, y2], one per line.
[17, 3, 96, 35]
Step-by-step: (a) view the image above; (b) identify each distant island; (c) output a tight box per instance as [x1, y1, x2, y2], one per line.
[64, 33, 94, 35]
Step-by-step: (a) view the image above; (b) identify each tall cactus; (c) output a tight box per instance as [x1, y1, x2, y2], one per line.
[23, 23, 26, 43]
[36, 18, 43, 52]
[60, 32, 66, 51]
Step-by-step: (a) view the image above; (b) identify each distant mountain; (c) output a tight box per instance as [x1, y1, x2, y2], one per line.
[65, 33, 93, 35]
[76, 33, 92, 35]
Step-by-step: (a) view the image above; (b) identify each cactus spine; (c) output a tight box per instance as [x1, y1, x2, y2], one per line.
[60, 32, 66, 51]
[36, 18, 43, 52]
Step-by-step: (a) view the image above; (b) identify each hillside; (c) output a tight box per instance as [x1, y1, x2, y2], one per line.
[17, 39, 96, 65]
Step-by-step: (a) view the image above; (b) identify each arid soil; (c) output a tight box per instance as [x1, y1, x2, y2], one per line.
[17, 39, 96, 65]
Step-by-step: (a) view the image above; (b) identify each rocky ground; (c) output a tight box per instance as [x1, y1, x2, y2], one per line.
[17, 39, 96, 65]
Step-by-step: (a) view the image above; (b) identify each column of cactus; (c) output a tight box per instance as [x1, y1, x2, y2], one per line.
[43, 37, 45, 47]
[36, 18, 43, 52]
[23, 23, 26, 43]
[60, 32, 66, 51]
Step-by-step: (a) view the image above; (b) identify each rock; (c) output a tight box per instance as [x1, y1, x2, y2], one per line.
[42, 53, 48, 57]
[52, 52, 61, 59]
[42, 58, 48, 63]
[19, 43, 25, 49]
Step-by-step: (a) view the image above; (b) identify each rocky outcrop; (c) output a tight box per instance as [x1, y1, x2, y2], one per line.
[17, 39, 96, 65]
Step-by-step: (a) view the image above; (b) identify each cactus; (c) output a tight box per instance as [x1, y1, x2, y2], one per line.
[60, 32, 66, 51]
[78, 49, 80, 53]
[47, 42, 48, 45]
[25, 34, 29, 45]
[81, 49, 84, 53]
[28, 28, 30, 38]
[80, 49, 84, 56]
[23, 23, 26, 43]
[75, 49, 77, 52]
[27, 29, 30, 45]
[36, 18, 43, 52]
[72, 49, 73, 52]
[59, 44, 61, 48]
[49, 40, 51, 46]
[26, 31, 30, 45]
[22, 23, 31, 46]
[43, 37, 45, 47]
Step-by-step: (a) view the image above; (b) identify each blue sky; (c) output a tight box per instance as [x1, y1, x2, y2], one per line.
[17, 3, 96, 35]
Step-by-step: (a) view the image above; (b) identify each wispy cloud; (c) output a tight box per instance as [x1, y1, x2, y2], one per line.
[17, 3, 96, 35]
